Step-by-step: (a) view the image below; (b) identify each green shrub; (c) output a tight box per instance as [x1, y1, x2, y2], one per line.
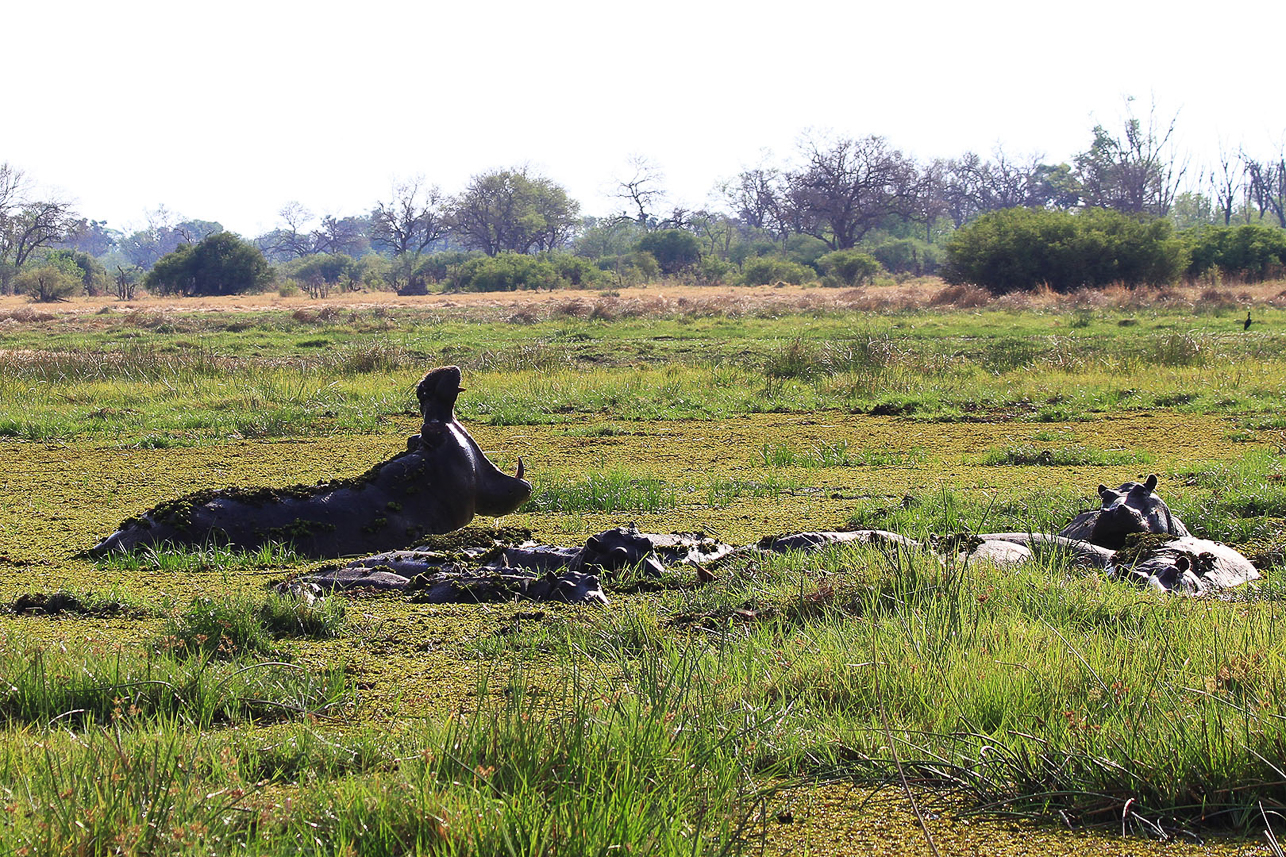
[636, 229, 700, 276]
[14, 264, 82, 302]
[413, 250, 478, 283]
[41, 249, 109, 293]
[695, 254, 734, 284]
[447, 252, 600, 292]
[1184, 223, 1286, 281]
[145, 233, 274, 296]
[597, 251, 659, 286]
[280, 253, 356, 288]
[817, 249, 883, 287]
[783, 233, 830, 269]
[741, 255, 817, 285]
[867, 237, 941, 275]
[943, 207, 1185, 294]
[543, 252, 604, 287]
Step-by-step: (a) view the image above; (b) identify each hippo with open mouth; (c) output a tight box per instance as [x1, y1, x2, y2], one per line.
[89, 366, 532, 558]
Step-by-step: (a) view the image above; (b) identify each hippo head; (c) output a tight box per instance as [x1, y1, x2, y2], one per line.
[413, 366, 532, 518]
[1088, 475, 1184, 550]
[581, 524, 667, 577]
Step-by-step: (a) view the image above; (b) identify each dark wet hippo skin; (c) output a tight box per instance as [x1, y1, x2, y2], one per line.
[1110, 535, 1259, 595]
[579, 523, 735, 576]
[759, 530, 921, 553]
[293, 511, 1258, 602]
[89, 367, 531, 558]
[1058, 475, 1189, 550]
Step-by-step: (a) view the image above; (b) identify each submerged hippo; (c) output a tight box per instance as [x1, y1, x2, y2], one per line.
[1109, 534, 1259, 595]
[1059, 475, 1189, 550]
[90, 366, 531, 558]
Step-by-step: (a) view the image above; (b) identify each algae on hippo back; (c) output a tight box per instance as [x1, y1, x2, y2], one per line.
[88, 366, 532, 558]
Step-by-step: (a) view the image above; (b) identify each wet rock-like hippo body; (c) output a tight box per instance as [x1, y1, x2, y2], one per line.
[90, 367, 531, 558]
[1110, 534, 1260, 595]
[1058, 475, 1189, 550]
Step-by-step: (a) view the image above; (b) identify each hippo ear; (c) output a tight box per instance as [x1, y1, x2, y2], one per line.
[1143, 474, 1158, 493]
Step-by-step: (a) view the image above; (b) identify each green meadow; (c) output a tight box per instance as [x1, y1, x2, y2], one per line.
[1, 290, 1284, 855]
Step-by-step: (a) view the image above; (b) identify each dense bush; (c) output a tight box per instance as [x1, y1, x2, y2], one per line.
[817, 249, 883, 287]
[696, 254, 734, 285]
[544, 252, 603, 287]
[867, 237, 941, 275]
[413, 250, 478, 284]
[14, 263, 82, 302]
[145, 233, 274, 296]
[447, 252, 602, 292]
[1184, 223, 1286, 281]
[42, 249, 108, 294]
[280, 254, 357, 288]
[783, 234, 830, 269]
[943, 207, 1184, 294]
[597, 251, 660, 287]
[636, 229, 700, 276]
[740, 255, 817, 285]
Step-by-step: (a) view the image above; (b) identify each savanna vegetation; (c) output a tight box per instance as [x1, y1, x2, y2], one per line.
[4, 93, 1286, 855]
[2, 284, 1286, 855]
[5, 99, 1286, 306]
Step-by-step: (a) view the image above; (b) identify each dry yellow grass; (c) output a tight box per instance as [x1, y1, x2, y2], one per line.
[5, 274, 1286, 322]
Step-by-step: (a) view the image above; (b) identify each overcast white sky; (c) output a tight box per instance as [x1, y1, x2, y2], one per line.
[5, 0, 1283, 238]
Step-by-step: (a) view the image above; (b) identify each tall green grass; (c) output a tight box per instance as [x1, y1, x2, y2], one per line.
[0, 630, 347, 729]
[0, 650, 769, 855]
[6, 307, 1286, 442]
[523, 470, 678, 513]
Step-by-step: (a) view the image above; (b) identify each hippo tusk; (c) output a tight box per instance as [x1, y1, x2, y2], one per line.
[516, 457, 525, 479]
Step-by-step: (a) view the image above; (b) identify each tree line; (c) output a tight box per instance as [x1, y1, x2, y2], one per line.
[5, 102, 1286, 300]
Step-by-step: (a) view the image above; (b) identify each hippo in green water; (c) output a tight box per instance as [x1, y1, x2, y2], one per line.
[1058, 475, 1189, 550]
[89, 366, 531, 558]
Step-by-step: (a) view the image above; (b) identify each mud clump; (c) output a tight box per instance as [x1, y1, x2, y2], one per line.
[9, 591, 134, 617]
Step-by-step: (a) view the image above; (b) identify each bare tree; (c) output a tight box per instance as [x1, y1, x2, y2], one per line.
[940, 152, 989, 227]
[258, 202, 318, 259]
[1213, 147, 1245, 226]
[4, 200, 77, 268]
[1074, 98, 1186, 216]
[688, 210, 737, 259]
[722, 166, 788, 237]
[114, 264, 143, 301]
[312, 215, 365, 256]
[371, 178, 447, 259]
[783, 133, 922, 249]
[0, 163, 78, 292]
[1245, 147, 1286, 227]
[614, 155, 666, 229]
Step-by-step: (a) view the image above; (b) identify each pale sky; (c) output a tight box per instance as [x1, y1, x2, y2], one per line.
[5, 0, 1283, 238]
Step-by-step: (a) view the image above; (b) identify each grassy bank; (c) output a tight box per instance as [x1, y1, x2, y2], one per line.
[0, 291, 1283, 854]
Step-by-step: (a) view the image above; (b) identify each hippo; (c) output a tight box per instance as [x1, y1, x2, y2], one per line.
[760, 530, 922, 554]
[1058, 475, 1189, 550]
[1109, 534, 1259, 595]
[89, 366, 532, 558]
[580, 523, 735, 575]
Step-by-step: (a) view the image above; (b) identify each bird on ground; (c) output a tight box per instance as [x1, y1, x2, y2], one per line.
[1245, 311, 1253, 331]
